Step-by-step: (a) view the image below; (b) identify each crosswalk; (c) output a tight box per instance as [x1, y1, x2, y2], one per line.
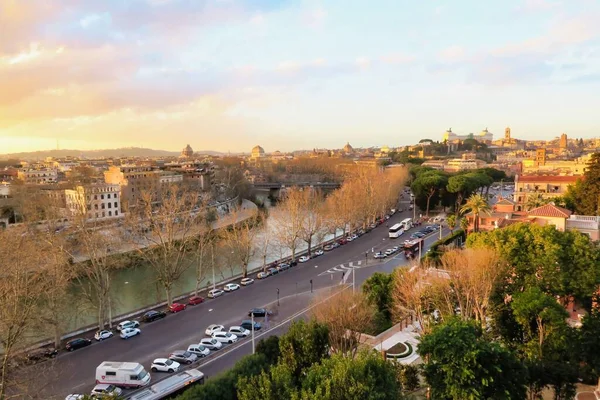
[318, 260, 363, 276]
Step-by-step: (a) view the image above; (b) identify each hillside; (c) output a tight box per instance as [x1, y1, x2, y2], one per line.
[0, 147, 224, 161]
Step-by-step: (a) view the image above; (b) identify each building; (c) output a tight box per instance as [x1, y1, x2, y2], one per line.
[17, 168, 58, 184]
[343, 142, 355, 155]
[104, 165, 157, 210]
[513, 174, 580, 211]
[251, 145, 266, 160]
[65, 184, 122, 222]
[522, 153, 593, 176]
[559, 133, 568, 149]
[181, 144, 194, 159]
[157, 171, 183, 184]
[442, 127, 493, 144]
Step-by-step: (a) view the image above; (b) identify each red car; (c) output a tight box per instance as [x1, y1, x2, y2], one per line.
[169, 302, 187, 313]
[188, 296, 204, 305]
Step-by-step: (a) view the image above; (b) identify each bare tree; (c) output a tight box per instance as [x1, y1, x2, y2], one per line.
[311, 289, 374, 359]
[391, 265, 439, 334]
[222, 211, 260, 278]
[272, 188, 304, 262]
[255, 217, 273, 273]
[126, 184, 200, 305]
[298, 189, 326, 256]
[0, 229, 56, 399]
[193, 230, 217, 295]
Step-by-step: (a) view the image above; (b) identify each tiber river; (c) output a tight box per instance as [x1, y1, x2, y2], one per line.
[64, 198, 341, 333]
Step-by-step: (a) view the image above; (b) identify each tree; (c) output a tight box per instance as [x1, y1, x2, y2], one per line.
[194, 229, 217, 295]
[126, 184, 201, 305]
[525, 192, 550, 211]
[311, 290, 374, 359]
[460, 193, 490, 233]
[411, 171, 448, 216]
[255, 216, 274, 273]
[446, 214, 457, 233]
[446, 174, 478, 213]
[577, 310, 600, 382]
[0, 230, 57, 399]
[256, 336, 281, 365]
[418, 318, 527, 400]
[362, 272, 394, 326]
[298, 190, 326, 257]
[278, 320, 330, 382]
[299, 351, 401, 400]
[564, 153, 600, 215]
[272, 188, 305, 262]
[222, 211, 260, 278]
[391, 266, 438, 334]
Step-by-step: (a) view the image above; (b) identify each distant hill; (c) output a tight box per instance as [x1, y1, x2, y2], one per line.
[0, 147, 225, 161]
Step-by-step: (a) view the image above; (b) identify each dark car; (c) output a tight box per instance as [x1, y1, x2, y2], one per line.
[248, 308, 272, 317]
[268, 267, 279, 275]
[65, 338, 92, 352]
[26, 347, 58, 363]
[338, 238, 347, 245]
[240, 320, 262, 331]
[142, 310, 167, 323]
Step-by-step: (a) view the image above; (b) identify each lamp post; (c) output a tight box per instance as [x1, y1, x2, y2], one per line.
[310, 279, 313, 293]
[251, 313, 255, 354]
[277, 288, 280, 306]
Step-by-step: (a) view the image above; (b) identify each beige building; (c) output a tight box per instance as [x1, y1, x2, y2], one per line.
[513, 175, 580, 211]
[65, 184, 122, 222]
[104, 165, 157, 210]
[522, 153, 592, 176]
[17, 168, 58, 184]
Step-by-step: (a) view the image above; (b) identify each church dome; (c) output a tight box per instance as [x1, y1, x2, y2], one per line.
[181, 144, 194, 158]
[343, 142, 354, 153]
[251, 145, 265, 158]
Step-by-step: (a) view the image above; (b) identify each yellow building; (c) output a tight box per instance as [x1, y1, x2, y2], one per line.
[513, 174, 580, 211]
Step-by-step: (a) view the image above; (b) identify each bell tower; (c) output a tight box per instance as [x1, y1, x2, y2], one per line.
[505, 127, 511, 141]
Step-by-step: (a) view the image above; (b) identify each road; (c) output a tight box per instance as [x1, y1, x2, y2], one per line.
[25, 200, 450, 399]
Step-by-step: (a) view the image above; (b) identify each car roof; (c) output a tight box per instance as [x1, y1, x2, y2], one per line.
[154, 358, 168, 363]
[93, 384, 111, 389]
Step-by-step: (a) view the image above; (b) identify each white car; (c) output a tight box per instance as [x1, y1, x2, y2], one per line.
[314, 249, 324, 256]
[212, 331, 238, 344]
[385, 248, 395, 256]
[345, 236, 354, 242]
[205, 324, 224, 336]
[94, 330, 114, 341]
[298, 255, 310, 263]
[199, 337, 223, 350]
[187, 344, 210, 357]
[90, 384, 122, 397]
[208, 289, 224, 298]
[240, 278, 254, 286]
[223, 283, 240, 292]
[120, 327, 140, 339]
[374, 251, 386, 259]
[229, 326, 250, 337]
[350, 234, 358, 240]
[151, 358, 180, 373]
[65, 395, 84, 400]
[116, 320, 139, 331]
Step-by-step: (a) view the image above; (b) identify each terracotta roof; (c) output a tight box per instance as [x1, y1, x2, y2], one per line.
[495, 197, 515, 205]
[517, 175, 581, 183]
[527, 204, 572, 218]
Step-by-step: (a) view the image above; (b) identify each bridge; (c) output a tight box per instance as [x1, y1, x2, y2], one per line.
[251, 182, 341, 190]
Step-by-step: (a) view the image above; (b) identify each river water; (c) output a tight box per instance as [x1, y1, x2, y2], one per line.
[64, 201, 340, 332]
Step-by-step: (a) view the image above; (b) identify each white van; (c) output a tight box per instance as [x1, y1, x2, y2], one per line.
[96, 361, 151, 388]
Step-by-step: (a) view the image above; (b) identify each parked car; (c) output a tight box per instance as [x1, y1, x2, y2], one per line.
[267, 267, 279, 275]
[298, 255, 310, 263]
[90, 384, 122, 398]
[168, 350, 198, 364]
[26, 347, 58, 363]
[187, 344, 210, 358]
[229, 326, 250, 337]
[374, 251, 386, 259]
[116, 320, 139, 331]
[257, 271, 270, 279]
[205, 324, 224, 336]
[385, 248, 395, 256]
[65, 395, 84, 400]
[208, 289, 224, 298]
[169, 302, 187, 313]
[331, 242, 340, 248]
[188, 295, 204, 305]
[151, 358, 180, 373]
[369, 223, 377, 229]
[346, 235, 354, 242]
[142, 310, 167, 322]
[240, 320, 262, 331]
[323, 244, 333, 251]
[314, 249, 324, 256]
[338, 238, 347, 245]
[350, 234, 358, 240]
[248, 308, 271, 317]
[240, 278, 254, 286]
[277, 263, 291, 271]
[223, 283, 240, 292]
[65, 338, 92, 352]
[212, 331, 238, 344]
[94, 330, 114, 341]
[199, 338, 223, 350]
[392, 246, 400, 253]
[120, 327, 140, 339]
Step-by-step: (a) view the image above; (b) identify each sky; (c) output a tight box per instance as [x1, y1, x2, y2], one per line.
[1, 0, 600, 154]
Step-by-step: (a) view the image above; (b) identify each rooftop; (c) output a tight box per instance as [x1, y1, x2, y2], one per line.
[517, 175, 581, 183]
[527, 204, 573, 218]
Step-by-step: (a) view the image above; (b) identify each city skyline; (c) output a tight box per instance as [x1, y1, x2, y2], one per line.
[2, 0, 600, 154]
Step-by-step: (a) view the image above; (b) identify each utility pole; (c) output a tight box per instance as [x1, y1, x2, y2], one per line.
[310, 279, 313, 293]
[277, 288, 280, 306]
[251, 313, 255, 354]
[439, 223, 443, 240]
[352, 266, 356, 293]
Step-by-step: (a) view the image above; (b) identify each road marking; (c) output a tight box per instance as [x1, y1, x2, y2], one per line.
[318, 260, 365, 276]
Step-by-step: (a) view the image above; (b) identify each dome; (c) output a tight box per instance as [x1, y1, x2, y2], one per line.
[343, 142, 354, 153]
[181, 144, 194, 158]
[380, 145, 390, 153]
[252, 145, 265, 154]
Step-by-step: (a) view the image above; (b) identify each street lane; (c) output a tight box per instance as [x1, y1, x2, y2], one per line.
[25, 204, 449, 398]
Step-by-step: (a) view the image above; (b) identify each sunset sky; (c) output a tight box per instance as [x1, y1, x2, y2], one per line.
[1, 0, 599, 154]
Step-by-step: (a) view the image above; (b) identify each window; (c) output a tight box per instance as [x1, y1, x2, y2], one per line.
[108, 203, 112, 209]
[87, 205, 91, 210]
[108, 211, 112, 216]
[94, 195, 98, 200]
[102, 212, 105, 217]
[94, 204, 98, 210]
[106, 371, 116, 376]
[96, 213, 99, 218]
[107, 194, 111, 199]
[114, 202, 118, 207]
[115, 194, 118, 199]
[101, 194, 104, 200]
[115, 211, 119, 216]
[101, 203, 105, 209]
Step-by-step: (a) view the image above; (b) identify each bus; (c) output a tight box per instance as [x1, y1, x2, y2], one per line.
[127, 369, 205, 400]
[400, 218, 413, 230]
[403, 239, 423, 259]
[388, 223, 404, 238]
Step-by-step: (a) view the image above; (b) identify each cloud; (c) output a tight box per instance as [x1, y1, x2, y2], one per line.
[515, 0, 562, 13]
[438, 46, 465, 63]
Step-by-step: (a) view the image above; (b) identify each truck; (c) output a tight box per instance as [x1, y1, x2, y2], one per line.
[96, 361, 151, 388]
[127, 369, 205, 400]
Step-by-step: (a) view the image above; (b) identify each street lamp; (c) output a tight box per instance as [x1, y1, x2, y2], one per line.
[310, 279, 313, 293]
[277, 288, 280, 306]
[251, 313, 255, 354]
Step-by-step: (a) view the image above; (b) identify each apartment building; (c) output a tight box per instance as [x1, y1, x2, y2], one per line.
[513, 175, 580, 211]
[104, 165, 157, 210]
[17, 168, 58, 184]
[65, 184, 122, 221]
